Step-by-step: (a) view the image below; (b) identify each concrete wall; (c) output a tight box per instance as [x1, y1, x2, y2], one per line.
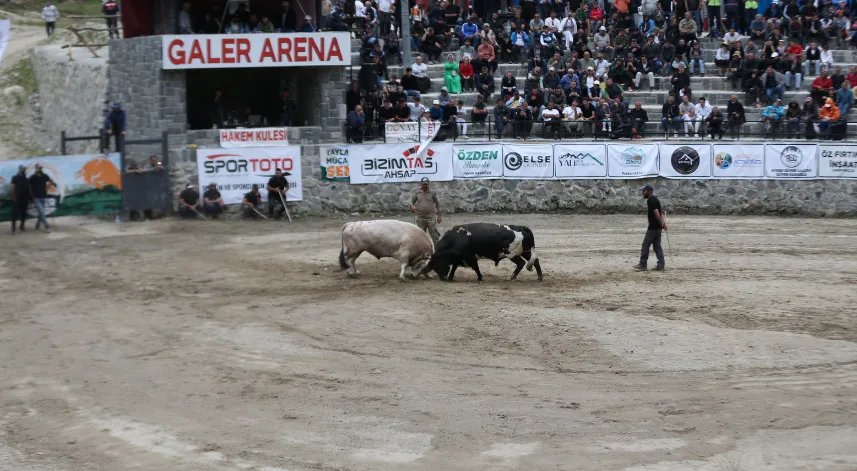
[30, 46, 109, 154]
[168, 133, 857, 218]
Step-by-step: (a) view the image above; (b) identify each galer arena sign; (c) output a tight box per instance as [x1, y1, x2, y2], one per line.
[162, 33, 349, 70]
[220, 127, 288, 148]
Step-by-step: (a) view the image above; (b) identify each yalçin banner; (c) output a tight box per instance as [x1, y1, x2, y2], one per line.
[0, 153, 123, 222]
[553, 144, 607, 178]
[196, 147, 302, 203]
[321, 145, 350, 181]
[658, 143, 712, 178]
[818, 145, 857, 178]
[348, 143, 454, 184]
[607, 143, 659, 178]
[452, 143, 504, 179]
[765, 144, 818, 178]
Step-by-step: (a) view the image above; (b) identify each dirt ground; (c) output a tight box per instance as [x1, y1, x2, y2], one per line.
[1, 213, 856, 471]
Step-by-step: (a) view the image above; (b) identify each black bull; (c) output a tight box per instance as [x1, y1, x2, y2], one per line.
[420, 223, 544, 282]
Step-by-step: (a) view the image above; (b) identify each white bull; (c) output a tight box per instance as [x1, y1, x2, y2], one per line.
[339, 220, 434, 280]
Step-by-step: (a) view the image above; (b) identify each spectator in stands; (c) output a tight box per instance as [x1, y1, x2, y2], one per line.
[831, 66, 846, 90]
[707, 107, 725, 138]
[378, 98, 396, 135]
[835, 80, 854, 114]
[477, 66, 495, 100]
[459, 57, 475, 92]
[471, 94, 488, 129]
[477, 40, 498, 73]
[714, 44, 731, 75]
[812, 70, 833, 103]
[408, 97, 426, 121]
[671, 63, 692, 100]
[280, 1, 298, 32]
[805, 14, 826, 46]
[689, 44, 705, 75]
[347, 105, 366, 142]
[500, 71, 518, 100]
[177, 2, 193, 34]
[679, 12, 697, 42]
[678, 94, 696, 136]
[661, 95, 681, 136]
[104, 101, 126, 152]
[761, 65, 786, 104]
[745, 70, 764, 106]
[628, 101, 648, 138]
[805, 42, 822, 76]
[785, 100, 802, 134]
[480, 22, 496, 44]
[393, 98, 410, 122]
[802, 96, 819, 137]
[633, 56, 656, 90]
[346, 80, 362, 112]
[494, 98, 510, 137]
[178, 184, 201, 219]
[820, 45, 834, 73]
[541, 102, 562, 138]
[847, 65, 857, 96]
[421, 27, 444, 63]
[444, 54, 462, 93]
[693, 97, 712, 136]
[660, 40, 677, 75]
[512, 103, 534, 139]
[459, 39, 477, 61]
[511, 26, 530, 64]
[784, 54, 803, 90]
[727, 94, 746, 136]
[819, 98, 840, 136]
[749, 14, 766, 40]
[411, 56, 430, 93]
[383, 74, 402, 105]
[560, 11, 578, 49]
[498, 34, 514, 63]
[399, 68, 420, 101]
[429, 99, 444, 121]
[203, 183, 225, 219]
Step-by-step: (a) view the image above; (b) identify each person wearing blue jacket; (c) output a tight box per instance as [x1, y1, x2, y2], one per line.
[761, 98, 785, 136]
[460, 17, 480, 47]
[103, 101, 126, 152]
[510, 27, 530, 63]
[835, 81, 855, 115]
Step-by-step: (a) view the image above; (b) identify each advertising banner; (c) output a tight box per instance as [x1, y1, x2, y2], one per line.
[501, 143, 554, 178]
[196, 147, 302, 203]
[219, 127, 288, 148]
[658, 143, 712, 178]
[321, 145, 350, 181]
[0, 20, 9, 67]
[452, 143, 504, 179]
[607, 143, 659, 178]
[818, 144, 857, 178]
[348, 143, 454, 184]
[553, 144, 608, 178]
[765, 144, 818, 178]
[384, 121, 442, 143]
[0, 153, 123, 222]
[711, 144, 765, 178]
[162, 32, 350, 69]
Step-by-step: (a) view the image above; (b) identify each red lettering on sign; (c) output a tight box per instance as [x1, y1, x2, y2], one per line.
[188, 41, 204, 64]
[168, 39, 185, 64]
[259, 38, 275, 63]
[328, 38, 343, 61]
[310, 37, 323, 62]
[293, 37, 307, 62]
[205, 38, 220, 64]
[236, 38, 251, 63]
[222, 38, 235, 63]
[260, 159, 271, 172]
[277, 38, 292, 62]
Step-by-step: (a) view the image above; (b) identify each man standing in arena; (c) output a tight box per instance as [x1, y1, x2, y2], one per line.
[29, 164, 54, 233]
[10, 165, 30, 235]
[634, 184, 667, 272]
[409, 177, 441, 243]
[266, 168, 290, 220]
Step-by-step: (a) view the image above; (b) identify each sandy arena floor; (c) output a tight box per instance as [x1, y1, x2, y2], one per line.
[1, 213, 856, 471]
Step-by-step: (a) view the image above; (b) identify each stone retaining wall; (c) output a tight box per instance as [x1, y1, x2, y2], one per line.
[169, 131, 857, 218]
[30, 46, 109, 155]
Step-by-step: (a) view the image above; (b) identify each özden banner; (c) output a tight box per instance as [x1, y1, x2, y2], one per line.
[452, 143, 504, 179]
[348, 143, 454, 184]
[818, 144, 857, 177]
[659, 143, 712, 178]
[765, 144, 818, 179]
[196, 147, 302, 203]
[0, 153, 123, 222]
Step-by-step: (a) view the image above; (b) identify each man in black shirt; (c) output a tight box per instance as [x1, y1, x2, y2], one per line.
[266, 168, 290, 219]
[178, 184, 201, 219]
[203, 183, 225, 219]
[242, 185, 263, 219]
[10, 165, 30, 235]
[29, 163, 54, 232]
[634, 184, 667, 271]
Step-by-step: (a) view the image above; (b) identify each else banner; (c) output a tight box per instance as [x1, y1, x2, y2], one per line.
[501, 143, 554, 178]
[196, 147, 302, 203]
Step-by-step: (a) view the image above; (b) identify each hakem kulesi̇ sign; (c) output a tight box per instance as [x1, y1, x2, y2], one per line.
[163, 33, 350, 69]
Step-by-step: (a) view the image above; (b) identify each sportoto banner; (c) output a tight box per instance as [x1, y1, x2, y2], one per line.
[711, 144, 765, 178]
[220, 127, 288, 148]
[818, 144, 857, 178]
[196, 147, 302, 203]
[765, 144, 818, 179]
[659, 143, 712, 178]
[607, 143, 659, 178]
[501, 143, 554, 178]
[0, 153, 122, 222]
[321, 145, 350, 181]
[347, 142, 454, 184]
[554, 144, 607, 178]
[162, 32, 350, 69]
[453, 143, 504, 179]
[384, 121, 442, 143]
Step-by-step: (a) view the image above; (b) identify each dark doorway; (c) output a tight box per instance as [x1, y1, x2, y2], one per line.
[186, 68, 283, 130]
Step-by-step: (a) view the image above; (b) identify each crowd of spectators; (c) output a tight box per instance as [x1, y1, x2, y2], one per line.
[176, 1, 316, 34]
[340, 0, 857, 141]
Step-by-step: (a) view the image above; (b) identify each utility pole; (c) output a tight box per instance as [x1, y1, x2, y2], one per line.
[400, 0, 412, 67]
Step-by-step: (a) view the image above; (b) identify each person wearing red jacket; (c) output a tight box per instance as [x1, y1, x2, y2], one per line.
[459, 56, 475, 92]
[846, 65, 857, 98]
[811, 71, 833, 104]
[103, 0, 120, 39]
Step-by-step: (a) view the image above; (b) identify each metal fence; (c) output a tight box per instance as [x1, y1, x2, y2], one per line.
[346, 118, 852, 143]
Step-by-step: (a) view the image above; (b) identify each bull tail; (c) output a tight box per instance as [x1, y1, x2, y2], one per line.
[339, 225, 349, 270]
[523, 227, 538, 271]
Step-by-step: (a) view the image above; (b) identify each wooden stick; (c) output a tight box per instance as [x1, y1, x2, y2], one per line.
[189, 205, 208, 221]
[278, 191, 292, 223]
[250, 206, 269, 220]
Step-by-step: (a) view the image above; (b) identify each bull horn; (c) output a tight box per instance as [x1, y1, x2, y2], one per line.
[418, 260, 434, 276]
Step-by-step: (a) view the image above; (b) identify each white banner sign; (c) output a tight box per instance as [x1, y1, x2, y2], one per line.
[711, 144, 765, 178]
[219, 127, 288, 148]
[553, 144, 608, 178]
[765, 144, 818, 178]
[197, 147, 302, 203]
[659, 143, 712, 178]
[818, 144, 857, 178]
[607, 143, 659, 178]
[0, 20, 9, 68]
[162, 32, 350, 69]
[501, 143, 554, 178]
[385, 121, 441, 143]
[348, 143, 454, 184]
[452, 143, 504, 179]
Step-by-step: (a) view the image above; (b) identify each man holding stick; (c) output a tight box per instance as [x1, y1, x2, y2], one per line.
[634, 184, 667, 272]
[203, 183, 225, 219]
[409, 177, 441, 243]
[266, 168, 290, 220]
[242, 185, 266, 219]
[178, 184, 202, 219]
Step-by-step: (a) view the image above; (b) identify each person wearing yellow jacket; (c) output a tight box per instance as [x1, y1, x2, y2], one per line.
[818, 98, 840, 136]
[744, 0, 758, 35]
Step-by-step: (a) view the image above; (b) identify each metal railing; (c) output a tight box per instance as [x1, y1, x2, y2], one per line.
[345, 117, 853, 143]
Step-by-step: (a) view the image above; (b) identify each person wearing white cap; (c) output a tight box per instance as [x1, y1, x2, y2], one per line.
[593, 26, 612, 59]
[298, 14, 315, 32]
[178, 184, 201, 219]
